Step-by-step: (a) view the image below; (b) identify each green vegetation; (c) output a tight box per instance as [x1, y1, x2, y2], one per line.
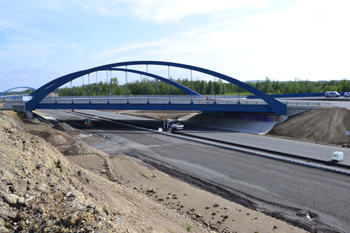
[0, 88, 35, 96]
[57, 77, 350, 96]
[185, 223, 193, 232]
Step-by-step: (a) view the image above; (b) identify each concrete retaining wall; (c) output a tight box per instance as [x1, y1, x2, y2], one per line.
[184, 113, 286, 135]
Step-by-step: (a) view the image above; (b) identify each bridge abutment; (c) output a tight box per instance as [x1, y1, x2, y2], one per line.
[25, 111, 33, 119]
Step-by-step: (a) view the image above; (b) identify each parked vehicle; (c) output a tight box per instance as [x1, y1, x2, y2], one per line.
[163, 118, 184, 131]
[332, 151, 344, 162]
[325, 91, 340, 97]
[344, 92, 350, 97]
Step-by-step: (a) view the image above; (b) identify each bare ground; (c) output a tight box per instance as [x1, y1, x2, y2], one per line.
[0, 110, 309, 232]
[104, 110, 200, 121]
[268, 107, 350, 146]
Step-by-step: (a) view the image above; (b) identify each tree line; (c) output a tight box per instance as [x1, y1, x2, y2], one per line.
[57, 77, 350, 97]
[0, 89, 34, 96]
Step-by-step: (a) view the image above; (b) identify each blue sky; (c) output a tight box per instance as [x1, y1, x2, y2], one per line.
[1, 0, 350, 91]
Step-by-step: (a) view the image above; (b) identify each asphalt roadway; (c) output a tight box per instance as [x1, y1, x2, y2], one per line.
[77, 110, 350, 167]
[39, 109, 350, 232]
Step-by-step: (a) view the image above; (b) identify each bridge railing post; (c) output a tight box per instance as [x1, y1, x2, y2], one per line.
[88, 73, 91, 104]
[146, 64, 149, 104]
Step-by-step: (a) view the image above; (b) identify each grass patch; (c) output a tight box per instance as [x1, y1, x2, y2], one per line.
[185, 223, 193, 232]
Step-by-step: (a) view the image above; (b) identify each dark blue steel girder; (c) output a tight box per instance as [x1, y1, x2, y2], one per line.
[26, 61, 287, 114]
[35, 103, 275, 113]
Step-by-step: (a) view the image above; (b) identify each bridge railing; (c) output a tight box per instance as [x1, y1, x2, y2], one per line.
[39, 96, 268, 105]
[282, 101, 331, 108]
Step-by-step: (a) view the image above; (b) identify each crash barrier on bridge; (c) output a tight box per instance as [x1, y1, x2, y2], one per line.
[35, 95, 332, 107]
[281, 101, 331, 107]
[39, 96, 269, 105]
[247, 92, 345, 99]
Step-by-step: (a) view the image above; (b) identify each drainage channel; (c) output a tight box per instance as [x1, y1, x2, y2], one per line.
[40, 109, 350, 177]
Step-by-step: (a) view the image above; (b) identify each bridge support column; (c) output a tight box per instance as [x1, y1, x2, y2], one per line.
[25, 111, 33, 119]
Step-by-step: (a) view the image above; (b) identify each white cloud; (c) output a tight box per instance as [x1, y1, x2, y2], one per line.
[130, 0, 277, 23]
[69, 43, 86, 54]
[90, 39, 167, 60]
[30, 0, 130, 17]
[91, 0, 350, 81]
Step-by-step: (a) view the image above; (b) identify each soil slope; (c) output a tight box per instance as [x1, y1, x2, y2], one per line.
[0, 112, 206, 232]
[0, 111, 309, 232]
[268, 107, 350, 145]
[107, 110, 199, 121]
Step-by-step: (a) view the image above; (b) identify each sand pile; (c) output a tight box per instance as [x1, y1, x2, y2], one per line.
[28, 130, 76, 147]
[53, 122, 75, 131]
[268, 107, 350, 145]
[63, 141, 98, 155]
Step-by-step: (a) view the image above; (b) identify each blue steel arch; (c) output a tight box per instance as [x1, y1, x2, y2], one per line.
[28, 67, 200, 110]
[27, 61, 286, 114]
[110, 68, 200, 96]
[0, 86, 36, 98]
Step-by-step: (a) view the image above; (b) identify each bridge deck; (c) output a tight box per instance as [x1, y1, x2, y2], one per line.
[5, 96, 331, 115]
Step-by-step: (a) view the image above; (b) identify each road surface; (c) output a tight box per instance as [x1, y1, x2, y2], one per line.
[38, 109, 350, 232]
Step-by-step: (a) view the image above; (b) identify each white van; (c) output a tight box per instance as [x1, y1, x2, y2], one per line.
[344, 92, 350, 97]
[325, 91, 340, 97]
[332, 151, 344, 162]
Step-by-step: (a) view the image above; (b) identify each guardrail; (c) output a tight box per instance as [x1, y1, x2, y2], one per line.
[3, 95, 332, 112]
[39, 96, 267, 105]
[38, 96, 332, 108]
[247, 92, 346, 99]
[283, 101, 331, 108]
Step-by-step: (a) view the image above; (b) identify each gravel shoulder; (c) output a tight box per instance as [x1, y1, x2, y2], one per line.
[0, 110, 308, 232]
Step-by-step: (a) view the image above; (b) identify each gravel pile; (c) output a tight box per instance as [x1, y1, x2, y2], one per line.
[268, 107, 350, 145]
[53, 122, 75, 132]
[63, 141, 97, 155]
[28, 130, 76, 147]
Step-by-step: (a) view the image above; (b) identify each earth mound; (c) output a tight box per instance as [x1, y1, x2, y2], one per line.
[53, 122, 76, 131]
[0, 112, 24, 130]
[111, 110, 199, 121]
[63, 140, 97, 155]
[268, 107, 350, 145]
[0, 113, 205, 232]
[28, 130, 76, 147]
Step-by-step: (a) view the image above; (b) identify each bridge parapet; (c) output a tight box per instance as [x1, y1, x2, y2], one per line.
[39, 96, 269, 105]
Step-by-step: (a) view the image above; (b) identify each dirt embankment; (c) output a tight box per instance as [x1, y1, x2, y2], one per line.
[107, 110, 199, 121]
[0, 112, 206, 232]
[268, 107, 350, 146]
[0, 111, 309, 233]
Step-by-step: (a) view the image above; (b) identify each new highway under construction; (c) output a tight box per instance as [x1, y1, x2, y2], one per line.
[34, 107, 350, 233]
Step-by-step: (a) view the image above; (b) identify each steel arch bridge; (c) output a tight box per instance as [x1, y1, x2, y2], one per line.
[0, 87, 36, 99]
[25, 61, 287, 115]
